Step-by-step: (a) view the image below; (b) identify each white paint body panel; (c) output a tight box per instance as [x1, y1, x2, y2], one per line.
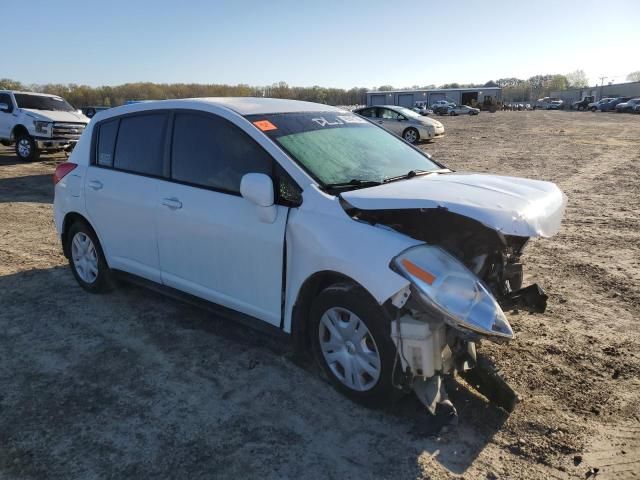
[84, 167, 162, 283]
[282, 186, 419, 333]
[342, 172, 567, 238]
[155, 180, 288, 326]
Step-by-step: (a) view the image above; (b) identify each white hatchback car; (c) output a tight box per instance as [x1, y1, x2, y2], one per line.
[53, 98, 566, 412]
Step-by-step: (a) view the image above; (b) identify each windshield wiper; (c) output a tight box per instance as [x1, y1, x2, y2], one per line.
[324, 179, 382, 192]
[383, 169, 433, 183]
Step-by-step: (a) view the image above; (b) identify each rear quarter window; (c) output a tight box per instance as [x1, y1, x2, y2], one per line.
[96, 119, 119, 167]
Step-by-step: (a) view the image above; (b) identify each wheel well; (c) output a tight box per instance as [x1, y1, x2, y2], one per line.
[11, 124, 28, 140]
[61, 212, 96, 258]
[291, 271, 366, 355]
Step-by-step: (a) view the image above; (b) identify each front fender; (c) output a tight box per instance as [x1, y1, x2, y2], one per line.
[282, 193, 421, 333]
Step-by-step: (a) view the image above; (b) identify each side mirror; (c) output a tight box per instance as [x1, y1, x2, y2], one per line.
[0, 103, 9, 112]
[240, 173, 277, 223]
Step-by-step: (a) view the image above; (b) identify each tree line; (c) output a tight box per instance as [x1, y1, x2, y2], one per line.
[0, 78, 369, 108]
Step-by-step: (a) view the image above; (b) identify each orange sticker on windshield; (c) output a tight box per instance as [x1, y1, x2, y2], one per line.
[253, 120, 277, 131]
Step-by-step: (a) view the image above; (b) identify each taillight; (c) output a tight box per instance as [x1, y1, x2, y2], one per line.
[53, 163, 77, 184]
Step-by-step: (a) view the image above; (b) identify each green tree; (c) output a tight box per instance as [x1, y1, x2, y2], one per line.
[0, 78, 24, 90]
[548, 75, 568, 91]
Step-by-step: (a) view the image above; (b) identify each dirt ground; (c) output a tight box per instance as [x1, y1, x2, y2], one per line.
[0, 110, 638, 479]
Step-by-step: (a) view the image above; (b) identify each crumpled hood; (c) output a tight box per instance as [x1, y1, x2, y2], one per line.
[342, 172, 567, 238]
[22, 108, 89, 123]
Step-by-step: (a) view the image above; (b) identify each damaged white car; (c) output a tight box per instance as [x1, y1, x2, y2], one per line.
[53, 98, 566, 417]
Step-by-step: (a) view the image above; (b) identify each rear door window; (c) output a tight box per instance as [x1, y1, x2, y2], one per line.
[96, 119, 119, 167]
[113, 113, 167, 176]
[171, 112, 272, 194]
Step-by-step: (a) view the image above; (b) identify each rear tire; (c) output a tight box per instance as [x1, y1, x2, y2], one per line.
[66, 221, 114, 293]
[15, 134, 40, 162]
[309, 283, 400, 407]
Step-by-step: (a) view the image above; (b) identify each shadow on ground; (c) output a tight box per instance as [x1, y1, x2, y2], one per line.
[0, 173, 53, 203]
[0, 265, 509, 478]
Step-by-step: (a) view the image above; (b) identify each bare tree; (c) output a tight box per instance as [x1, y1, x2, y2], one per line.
[566, 70, 589, 88]
[627, 71, 640, 82]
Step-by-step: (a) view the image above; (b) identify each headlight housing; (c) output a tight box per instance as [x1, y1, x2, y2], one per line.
[391, 245, 513, 341]
[34, 121, 52, 135]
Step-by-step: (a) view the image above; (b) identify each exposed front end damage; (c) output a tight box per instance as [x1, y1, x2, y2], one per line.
[342, 202, 565, 417]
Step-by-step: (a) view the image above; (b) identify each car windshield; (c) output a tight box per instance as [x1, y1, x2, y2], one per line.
[14, 94, 75, 112]
[246, 112, 443, 189]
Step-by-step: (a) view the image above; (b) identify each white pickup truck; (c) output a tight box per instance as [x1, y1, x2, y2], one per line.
[0, 90, 89, 161]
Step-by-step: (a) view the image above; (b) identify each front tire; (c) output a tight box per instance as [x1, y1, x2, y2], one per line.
[15, 134, 40, 162]
[66, 221, 114, 293]
[310, 283, 399, 407]
[402, 127, 419, 144]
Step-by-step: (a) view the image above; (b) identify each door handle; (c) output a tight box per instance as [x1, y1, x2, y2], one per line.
[88, 180, 103, 190]
[161, 197, 182, 210]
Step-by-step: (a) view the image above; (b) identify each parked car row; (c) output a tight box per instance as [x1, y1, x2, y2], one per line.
[586, 96, 640, 112]
[533, 97, 564, 110]
[614, 97, 640, 113]
[503, 103, 532, 111]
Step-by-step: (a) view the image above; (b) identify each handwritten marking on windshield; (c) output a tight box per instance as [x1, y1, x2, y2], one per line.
[311, 115, 366, 127]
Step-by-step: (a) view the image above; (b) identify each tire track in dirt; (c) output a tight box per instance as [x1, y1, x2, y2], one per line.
[582, 421, 640, 478]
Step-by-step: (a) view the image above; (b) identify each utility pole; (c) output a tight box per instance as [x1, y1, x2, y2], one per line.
[598, 76, 607, 100]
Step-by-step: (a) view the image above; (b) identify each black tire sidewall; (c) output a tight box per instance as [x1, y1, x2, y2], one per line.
[66, 221, 113, 293]
[309, 283, 399, 407]
[15, 134, 39, 162]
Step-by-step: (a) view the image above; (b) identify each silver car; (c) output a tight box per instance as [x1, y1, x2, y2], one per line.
[447, 105, 480, 116]
[354, 105, 445, 143]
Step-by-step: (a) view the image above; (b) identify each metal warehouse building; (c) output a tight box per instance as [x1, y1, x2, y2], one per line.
[366, 87, 502, 108]
[551, 81, 640, 104]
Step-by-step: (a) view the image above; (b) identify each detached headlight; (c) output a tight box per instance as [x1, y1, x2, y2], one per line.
[391, 245, 513, 341]
[34, 121, 52, 135]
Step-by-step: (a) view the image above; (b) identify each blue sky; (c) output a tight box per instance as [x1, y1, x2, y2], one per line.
[8, 0, 639, 88]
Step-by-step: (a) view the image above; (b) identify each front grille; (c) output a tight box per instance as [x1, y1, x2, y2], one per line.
[52, 122, 86, 140]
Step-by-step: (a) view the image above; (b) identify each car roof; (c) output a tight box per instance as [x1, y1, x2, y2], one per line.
[102, 97, 346, 116]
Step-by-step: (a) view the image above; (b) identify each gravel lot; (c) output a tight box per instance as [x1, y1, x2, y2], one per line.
[0, 110, 638, 479]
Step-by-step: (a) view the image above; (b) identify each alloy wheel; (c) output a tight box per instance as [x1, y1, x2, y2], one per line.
[403, 130, 417, 143]
[17, 138, 31, 158]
